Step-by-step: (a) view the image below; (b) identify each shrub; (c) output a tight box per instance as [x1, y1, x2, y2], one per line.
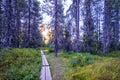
[59, 51, 76, 58]
[107, 51, 120, 57]
[71, 54, 94, 67]
[0, 48, 42, 80]
[47, 48, 54, 53]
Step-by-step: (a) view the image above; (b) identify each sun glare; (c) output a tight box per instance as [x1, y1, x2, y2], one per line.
[42, 29, 47, 37]
[40, 24, 53, 44]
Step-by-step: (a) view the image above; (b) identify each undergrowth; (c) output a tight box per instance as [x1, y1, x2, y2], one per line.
[58, 51, 120, 80]
[0, 48, 42, 80]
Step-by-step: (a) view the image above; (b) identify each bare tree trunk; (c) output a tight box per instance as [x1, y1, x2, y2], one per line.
[54, 0, 58, 56]
[6, 0, 12, 47]
[96, 3, 100, 50]
[0, 0, 2, 47]
[15, 0, 21, 47]
[103, 0, 111, 54]
[84, 0, 95, 53]
[114, 3, 119, 50]
[76, 0, 80, 52]
[28, 0, 31, 47]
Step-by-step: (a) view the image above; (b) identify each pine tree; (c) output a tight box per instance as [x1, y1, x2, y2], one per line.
[111, 0, 120, 51]
[0, 0, 2, 48]
[0, 0, 42, 48]
[69, 0, 81, 52]
[103, 0, 112, 54]
[54, 0, 59, 56]
[83, 0, 95, 53]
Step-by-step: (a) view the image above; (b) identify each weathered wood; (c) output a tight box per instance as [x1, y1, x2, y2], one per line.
[40, 50, 52, 80]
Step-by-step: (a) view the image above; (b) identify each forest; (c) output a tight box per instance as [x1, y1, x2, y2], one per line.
[0, 0, 120, 80]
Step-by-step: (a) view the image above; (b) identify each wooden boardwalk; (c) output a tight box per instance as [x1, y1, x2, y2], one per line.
[40, 50, 52, 80]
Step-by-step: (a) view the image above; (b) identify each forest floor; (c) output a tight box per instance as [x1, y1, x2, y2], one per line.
[0, 48, 42, 80]
[0, 48, 120, 80]
[45, 51, 120, 80]
[46, 53, 69, 80]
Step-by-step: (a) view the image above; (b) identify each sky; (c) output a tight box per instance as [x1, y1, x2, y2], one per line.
[38, 0, 72, 24]
[63, 0, 72, 15]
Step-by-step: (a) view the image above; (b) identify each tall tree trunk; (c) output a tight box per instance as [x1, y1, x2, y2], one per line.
[103, 0, 111, 54]
[54, 0, 58, 56]
[15, 0, 20, 47]
[0, 0, 2, 47]
[96, 3, 101, 50]
[113, 1, 119, 50]
[28, 0, 31, 47]
[76, 0, 80, 52]
[84, 0, 95, 53]
[6, 0, 12, 47]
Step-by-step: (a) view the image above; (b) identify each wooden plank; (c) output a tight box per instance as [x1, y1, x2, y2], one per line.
[46, 66, 52, 80]
[40, 50, 52, 80]
[43, 55, 49, 65]
[40, 67, 46, 80]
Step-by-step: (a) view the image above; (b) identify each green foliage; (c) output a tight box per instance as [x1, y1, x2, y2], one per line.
[40, 47, 54, 53]
[95, 50, 103, 56]
[29, 41, 36, 48]
[70, 53, 94, 67]
[59, 52, 94, 67]
[41, 41, 48, 47]
[61, 51, 120, 80]
[47, 48, 54, 53]
[106, 51, 120, 57]
[0, 48, 42, 80]
[59, 51, 76, 58]
[63, 58, 120, 80]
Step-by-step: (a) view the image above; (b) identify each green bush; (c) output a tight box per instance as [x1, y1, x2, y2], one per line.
[107, 51, 120, 57]
[40, 47, 54, 53]
[71, 54, 94, 67]
[59, 51, 76, 58]
[0, 48, 42, 80]
[95, 50, 103, 56]
[47, 48, 54, 53]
